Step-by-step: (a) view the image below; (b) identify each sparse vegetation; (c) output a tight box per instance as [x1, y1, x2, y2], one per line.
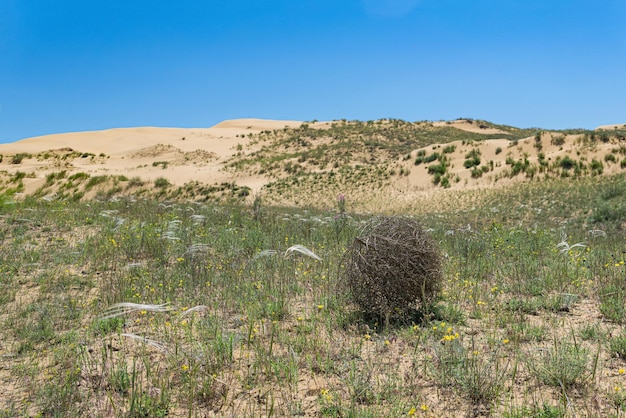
[463, 149, 481, 169]
[0, 171, 624, 416]
[154, 177, 170, 188]
[340, 217, 442, 323]
[1, 119, 626, 416]
[10, 153, 30, 164]
[152, 161, 169, 169]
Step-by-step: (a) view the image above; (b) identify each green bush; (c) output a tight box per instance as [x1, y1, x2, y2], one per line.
[85, 176, 107, 190]
[551, 135, 566, 146]
[10, 153, 30, 164]
[423, 153, 440, 163]
[428, 163, 446, 176]
[464, 149, 481, 168]
[610, 335, 626, 358]
[559, 156, 576, 170]
[154, 177, 170, 188]
[590, 159, 604, 175]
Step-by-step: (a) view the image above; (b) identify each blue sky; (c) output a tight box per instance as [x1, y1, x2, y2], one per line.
[1, 0, 625, 143]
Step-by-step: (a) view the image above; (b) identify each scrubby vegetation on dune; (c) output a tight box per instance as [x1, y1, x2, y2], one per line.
[0, 171, 625, 417]
[1, 118, 626, 208]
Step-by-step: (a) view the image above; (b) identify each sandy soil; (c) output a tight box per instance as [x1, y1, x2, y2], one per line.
[0, 118, 624, 207]
[0, 119, 302, 195]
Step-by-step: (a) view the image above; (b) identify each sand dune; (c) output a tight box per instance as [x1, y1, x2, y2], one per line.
[0, 120, 291, 195]
[211, 118, 303, 130]
[1, 118, 624, 208]
[596, 123, 626, 131]
[0, 119, 304, 156]
[432, 120, 509, 135]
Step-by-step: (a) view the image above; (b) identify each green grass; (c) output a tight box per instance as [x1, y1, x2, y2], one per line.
[0, 173, 625, 416]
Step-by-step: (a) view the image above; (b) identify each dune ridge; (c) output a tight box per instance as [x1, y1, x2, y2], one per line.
[1, 118, 625, 210]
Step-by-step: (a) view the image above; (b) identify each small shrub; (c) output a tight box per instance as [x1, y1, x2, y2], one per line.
[10, 153, 30, 164]
[495, 147, 502, 155]
[69, 172, 90, 181]
[427, 163, 446, 176]
[127, 177, 145, 188]
[559, 156, 576, 170]
[551, 135, 566, 146]
[11, 171, 27, 183]
[154, 177, 170, 188]
[470, 168, 483, 178]
[429, 339, 508, 405]
[525, 341, 593, 389]
[599, 285, 626, 322]
[423, 153, 440, 163]
[464, 149, 481, 169]
[443, 145, 456, 154]
[590, 159, 604, 175]
[605, 153, 617, 163]
[85, 176, 107, 190]
[534, 132, 543, 150]
[609, 335, 626, 358]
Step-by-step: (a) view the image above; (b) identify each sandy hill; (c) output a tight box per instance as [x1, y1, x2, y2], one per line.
[0, 118, 625, 211]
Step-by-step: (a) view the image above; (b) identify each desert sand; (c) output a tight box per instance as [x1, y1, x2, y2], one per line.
[0, 119, 302, 195]
[0, 118, 624, 210]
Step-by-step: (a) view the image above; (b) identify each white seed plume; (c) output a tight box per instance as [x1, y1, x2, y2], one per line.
[100, 302, 172, 320]
[179, 305, 210, 317]
[284, 245, 322, 261]
[120, 333, 169, 352]
[184, 243, 210, 255]
[587, 229, 607, 238]
[254, 250, 279, 259]
[557, 231, 586, 253]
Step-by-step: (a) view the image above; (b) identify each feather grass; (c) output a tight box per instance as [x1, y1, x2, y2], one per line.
[557, 232, 586, 253]
[284, 245, 322, 261]
[120, 333, 169, 352]
[100, 302, 173, 320]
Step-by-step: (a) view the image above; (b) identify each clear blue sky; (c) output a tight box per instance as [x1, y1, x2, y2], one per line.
[1, 0, 625, 143]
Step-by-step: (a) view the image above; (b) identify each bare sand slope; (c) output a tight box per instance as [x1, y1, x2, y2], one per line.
[0, 119, 303, 155]
[0, 119, 304, 194]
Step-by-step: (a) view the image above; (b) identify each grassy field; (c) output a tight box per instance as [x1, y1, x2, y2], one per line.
[0, 173, 625, 417]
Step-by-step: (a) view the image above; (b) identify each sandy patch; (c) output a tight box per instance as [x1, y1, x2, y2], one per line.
[432, 119, 510, 135]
